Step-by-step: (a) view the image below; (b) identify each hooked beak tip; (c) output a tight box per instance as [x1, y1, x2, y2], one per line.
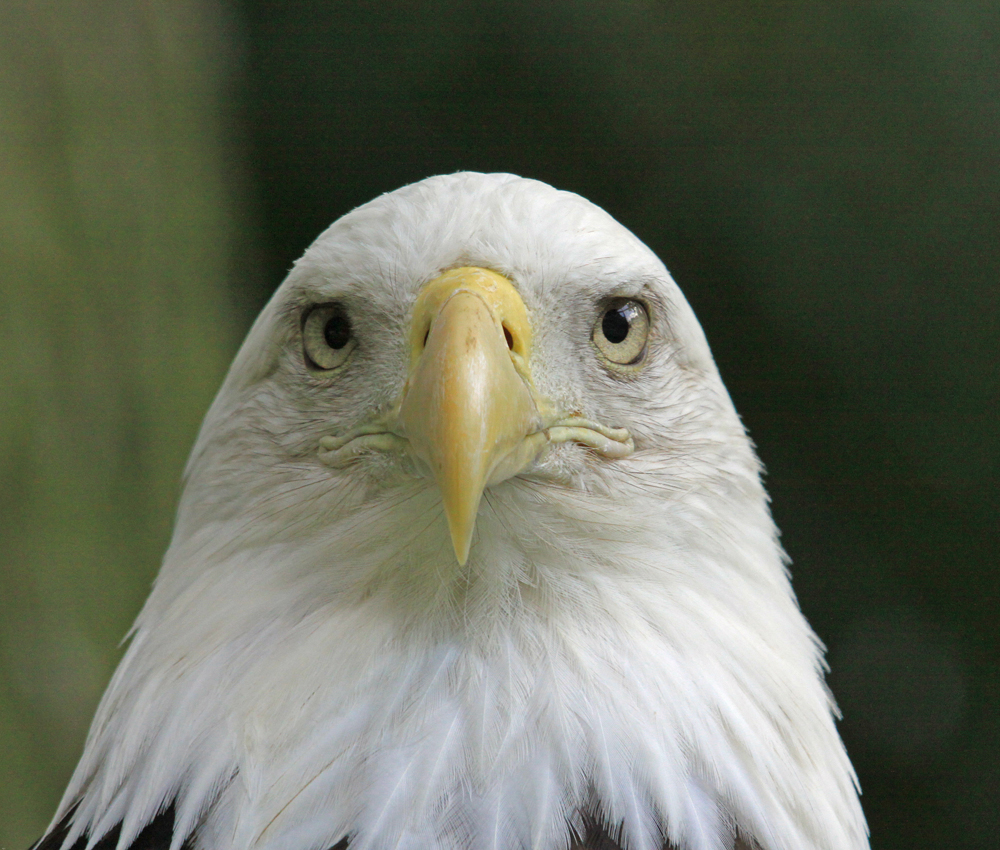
[452, 534, 472, 566]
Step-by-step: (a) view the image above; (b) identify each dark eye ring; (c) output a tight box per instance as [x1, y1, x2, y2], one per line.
[592, 298, 650, 367]
[302, 303, 356, 370]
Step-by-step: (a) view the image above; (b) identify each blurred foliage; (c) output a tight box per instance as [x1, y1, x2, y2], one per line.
[0, 1, 242, 846]
[2, 1, 998, 848]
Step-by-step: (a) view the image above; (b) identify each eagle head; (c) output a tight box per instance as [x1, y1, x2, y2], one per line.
[46, 174, 867, 850]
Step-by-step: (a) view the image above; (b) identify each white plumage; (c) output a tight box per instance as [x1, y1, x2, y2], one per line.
[47, 173, 867, 850]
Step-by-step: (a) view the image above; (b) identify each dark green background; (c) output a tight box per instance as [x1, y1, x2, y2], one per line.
[2, 2, 997, 848]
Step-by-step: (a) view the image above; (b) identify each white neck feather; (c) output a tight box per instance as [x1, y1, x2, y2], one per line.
[56, 445, 866, 850]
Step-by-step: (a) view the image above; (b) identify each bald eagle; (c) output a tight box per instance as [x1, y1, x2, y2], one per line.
[36, 174, 867, 850]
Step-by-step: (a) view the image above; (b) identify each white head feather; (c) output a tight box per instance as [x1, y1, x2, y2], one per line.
[53, 173, 867, 850]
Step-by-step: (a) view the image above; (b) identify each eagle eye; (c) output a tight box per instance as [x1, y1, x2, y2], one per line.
[303, 303, 356, 370]
[592, 299, 649, 367]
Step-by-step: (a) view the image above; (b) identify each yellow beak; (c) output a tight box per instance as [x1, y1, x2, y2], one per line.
[398, 267, 543, 565]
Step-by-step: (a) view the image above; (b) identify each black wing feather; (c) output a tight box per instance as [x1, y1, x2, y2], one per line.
[31, 806, 183, 850]
[33, 805, 754, 850]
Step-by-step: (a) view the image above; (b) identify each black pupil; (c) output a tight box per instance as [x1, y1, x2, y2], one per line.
[602, 307, 631, 344]
[323, 311, 352, 349]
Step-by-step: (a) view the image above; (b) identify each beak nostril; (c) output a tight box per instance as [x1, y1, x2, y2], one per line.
[503, 325, 514, 350]
[422, 325, 430, 349]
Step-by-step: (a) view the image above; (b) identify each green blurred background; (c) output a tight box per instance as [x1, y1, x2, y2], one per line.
[1, 1, 997, 847]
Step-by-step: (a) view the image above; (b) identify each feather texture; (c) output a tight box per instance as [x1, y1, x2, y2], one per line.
[41, 173, 867, 850]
